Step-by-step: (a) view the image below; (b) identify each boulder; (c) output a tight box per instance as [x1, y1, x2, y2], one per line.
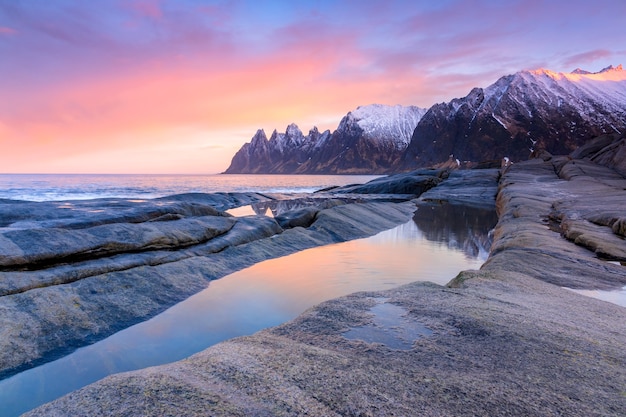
[335, 169, 447, 195]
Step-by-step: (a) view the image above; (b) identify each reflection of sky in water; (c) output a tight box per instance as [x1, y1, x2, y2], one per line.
[566, 286, 626, 308]
[343, 301, 434, 350]
[226, 204, 276, 217]
[1, 214, 490, 416]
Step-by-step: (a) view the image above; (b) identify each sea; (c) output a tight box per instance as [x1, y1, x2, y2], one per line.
[0, 173, 383, 202]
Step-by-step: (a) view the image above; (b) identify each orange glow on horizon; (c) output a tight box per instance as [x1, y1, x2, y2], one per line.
[1, 49, 429, 174]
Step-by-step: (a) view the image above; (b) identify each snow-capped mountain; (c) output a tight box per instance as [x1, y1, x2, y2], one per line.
[226, 65, 626, 174]
[401, 65, 626, 168]
[224, 104, 427, 174]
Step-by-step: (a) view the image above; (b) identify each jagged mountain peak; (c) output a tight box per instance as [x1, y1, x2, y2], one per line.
[571, 65, 623, 75]
[250, 129, 267, 143]
[528, 65, 625, 82]
[225, 122, 333, 174]
[267, 124, 307, 153]
[285, 123, 303, 137]
[464, 66, 626, 120]
[225, 104, 426, 174]
[599, 64, 623, 73]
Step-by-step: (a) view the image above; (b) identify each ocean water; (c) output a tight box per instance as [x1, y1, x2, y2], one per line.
[0, 174, 383, 202]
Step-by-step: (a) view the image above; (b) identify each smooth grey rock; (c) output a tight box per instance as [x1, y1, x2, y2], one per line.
[571, 133, 626, 176]
[483, 157, 626, 289]
[257, 197, 347, 218]
[335, 169, 446, 195]
[274, 206, 319, 229]
[418, 168, 500, 208]
[24, 271, 626, 417]
[0, 215, 237, 268]
[0, 192, 265, 229]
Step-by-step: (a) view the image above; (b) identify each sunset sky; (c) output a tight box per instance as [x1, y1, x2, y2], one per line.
[1, 0, 625, 174]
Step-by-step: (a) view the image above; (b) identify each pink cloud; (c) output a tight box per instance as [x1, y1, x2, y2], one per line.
[1, 23, 430, 172]
[0, 26, 16, 35]
[562, 50, 613, 69]
[129, 0, 163, 19]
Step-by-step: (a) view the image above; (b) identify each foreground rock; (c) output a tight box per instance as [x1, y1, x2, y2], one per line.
[0, 193, 418, 380]
[486, 155, 626, 289]
[26, 152, 626, 416]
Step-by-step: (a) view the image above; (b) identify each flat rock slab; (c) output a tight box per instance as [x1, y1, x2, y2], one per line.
[0, 215, 237, 268]
[0, 192, 267, 229]
[418, 168, 500, 208]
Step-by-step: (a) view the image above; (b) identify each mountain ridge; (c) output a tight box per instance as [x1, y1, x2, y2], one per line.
[224, 104, 427, 174]
[225, 65, 626, 174]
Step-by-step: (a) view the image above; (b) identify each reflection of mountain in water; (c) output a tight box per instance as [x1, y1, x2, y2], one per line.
[413, 203, 498, 260]
[251, 197, 363, 217]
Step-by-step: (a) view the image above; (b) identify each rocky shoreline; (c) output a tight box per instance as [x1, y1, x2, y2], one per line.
[4, 136, 626, 416]
[0, 191, 426, 381]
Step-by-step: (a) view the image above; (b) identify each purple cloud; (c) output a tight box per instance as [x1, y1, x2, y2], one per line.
[562, 50, 614, 69]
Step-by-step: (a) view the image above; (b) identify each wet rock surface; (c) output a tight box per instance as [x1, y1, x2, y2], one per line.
[14, 145, 626, 415]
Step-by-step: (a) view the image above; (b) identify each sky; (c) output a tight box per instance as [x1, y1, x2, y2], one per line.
[1, 0, 625, 174]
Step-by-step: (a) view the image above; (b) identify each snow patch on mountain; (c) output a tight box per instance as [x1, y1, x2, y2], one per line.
[464, 65, 626, 134]
[528, 65, 626, 114]
[348, 104, 427, 150]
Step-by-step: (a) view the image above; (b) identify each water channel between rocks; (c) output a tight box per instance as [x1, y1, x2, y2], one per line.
[2, 203, 497, 416]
